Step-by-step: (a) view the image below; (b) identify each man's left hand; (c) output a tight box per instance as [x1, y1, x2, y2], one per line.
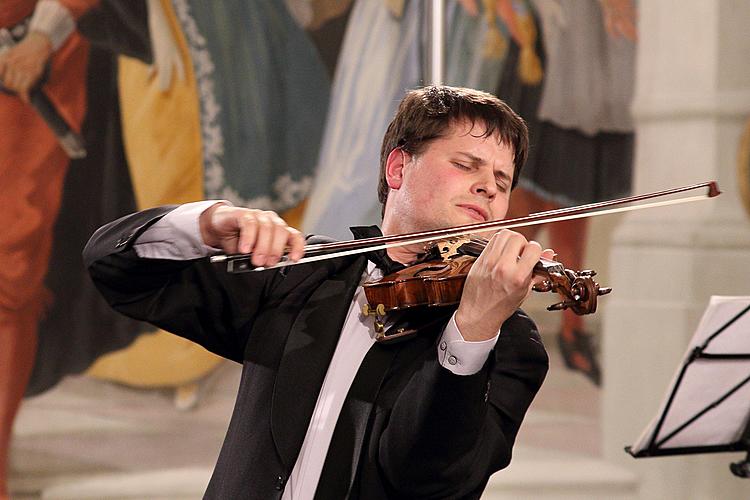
[0, 31, 53, 102]
[455, 229, 555, 341]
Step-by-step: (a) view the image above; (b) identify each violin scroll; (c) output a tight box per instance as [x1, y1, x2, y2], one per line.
[532, 258, 612, 315]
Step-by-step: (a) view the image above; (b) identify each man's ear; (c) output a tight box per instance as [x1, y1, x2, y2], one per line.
[385, 148, 408, 190]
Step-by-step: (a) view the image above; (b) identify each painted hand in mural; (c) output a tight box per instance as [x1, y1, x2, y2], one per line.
[199, 203, 306, 268]
[599, 0, 637, 41]
[456, 0, 527, 45]
[0, 31, 52, 102]
[146, 0, 185, 91]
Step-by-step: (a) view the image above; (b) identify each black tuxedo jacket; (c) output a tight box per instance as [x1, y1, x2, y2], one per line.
[83, 206, 549, 499]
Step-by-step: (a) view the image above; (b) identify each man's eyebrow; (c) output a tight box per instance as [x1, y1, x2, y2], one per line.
[456, 151, 511, 183]
[456, 151, 485, 165]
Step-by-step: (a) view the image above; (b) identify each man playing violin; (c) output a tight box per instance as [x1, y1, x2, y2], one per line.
[84, 85, 551, 499]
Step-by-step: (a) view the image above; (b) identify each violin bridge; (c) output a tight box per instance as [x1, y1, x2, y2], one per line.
[436, 237, 471, 258]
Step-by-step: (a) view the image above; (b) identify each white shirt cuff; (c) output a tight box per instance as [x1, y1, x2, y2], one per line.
[29, 0, 75, 51]
[134, 200, 230, 260]
[437, 313, 500, 376]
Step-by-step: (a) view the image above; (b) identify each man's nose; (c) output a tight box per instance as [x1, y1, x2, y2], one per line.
[472, 175, 497, 199]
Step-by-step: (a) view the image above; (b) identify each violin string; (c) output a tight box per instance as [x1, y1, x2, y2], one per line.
[232, 193, 711, 271]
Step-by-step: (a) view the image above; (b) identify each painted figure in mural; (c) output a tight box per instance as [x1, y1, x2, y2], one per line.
[498, 0, 637, 385]
[27, 0, 154, 397]
[301, 0, 424, 238]
[170, 0, 330, 212]
[0, 1, 164, 495]
[84, 86, 551, 499]
[0, 1, 100, 496]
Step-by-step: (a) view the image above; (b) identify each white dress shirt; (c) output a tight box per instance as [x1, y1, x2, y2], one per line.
[133, 201, 500, 499]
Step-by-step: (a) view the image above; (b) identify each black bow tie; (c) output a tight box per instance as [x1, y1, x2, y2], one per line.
[349, 225, 406, 276]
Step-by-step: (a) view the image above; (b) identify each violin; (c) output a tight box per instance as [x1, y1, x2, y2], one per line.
[361, 237, 610, 314]
[357, 237, 611, 340]
[211, 181, 719, 341]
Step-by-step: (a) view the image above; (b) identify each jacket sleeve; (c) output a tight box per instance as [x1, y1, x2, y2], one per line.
[378, 310, 548, 498]
[82, 206, 280, 362]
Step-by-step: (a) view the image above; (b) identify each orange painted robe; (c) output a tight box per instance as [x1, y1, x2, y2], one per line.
[0, 0, 97, 325]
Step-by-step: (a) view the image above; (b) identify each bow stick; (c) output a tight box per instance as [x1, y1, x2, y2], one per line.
[211, 180, 721, 273]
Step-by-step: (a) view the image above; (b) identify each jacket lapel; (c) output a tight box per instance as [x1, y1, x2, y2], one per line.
[271, 257, 367, 469]
[314, 307, 456, 498]
[313, 342, 397, 499]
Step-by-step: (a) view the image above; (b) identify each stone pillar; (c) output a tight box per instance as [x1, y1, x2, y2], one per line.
[601, 1, 750, 498]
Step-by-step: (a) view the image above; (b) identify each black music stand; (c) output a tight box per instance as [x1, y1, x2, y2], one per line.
[626, 296, 750, 478]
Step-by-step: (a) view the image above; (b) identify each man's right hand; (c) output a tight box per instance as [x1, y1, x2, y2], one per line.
[199, 204, 305, 267]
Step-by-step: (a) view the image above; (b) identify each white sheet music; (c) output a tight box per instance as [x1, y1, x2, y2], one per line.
[630, 296, 750, 455]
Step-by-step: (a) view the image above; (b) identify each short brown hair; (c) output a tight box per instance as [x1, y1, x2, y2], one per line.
[378, 85, 528, 214]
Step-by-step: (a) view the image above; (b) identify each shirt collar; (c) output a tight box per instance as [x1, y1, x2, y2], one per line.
[349, 225, 406, 276]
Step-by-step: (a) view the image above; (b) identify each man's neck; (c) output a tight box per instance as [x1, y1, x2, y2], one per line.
[381, 227, 427, 266]
[385, 246, 420, 266]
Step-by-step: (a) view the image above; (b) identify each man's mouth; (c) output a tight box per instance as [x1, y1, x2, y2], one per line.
[457, 204, 488, 222]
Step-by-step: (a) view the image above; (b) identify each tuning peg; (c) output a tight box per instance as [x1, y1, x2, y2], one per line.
[597, 287, 612, 296]
[578, 269, 597, 277]
[548, 300, 575, 311]
[532, 280, 552, 293]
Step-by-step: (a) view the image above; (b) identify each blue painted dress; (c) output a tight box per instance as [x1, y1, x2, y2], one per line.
[173, 0, 331, 211]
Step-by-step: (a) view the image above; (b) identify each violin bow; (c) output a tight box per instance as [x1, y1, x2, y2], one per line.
[210, 180, 721, 273]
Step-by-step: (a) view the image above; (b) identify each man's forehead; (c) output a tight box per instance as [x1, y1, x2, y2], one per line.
[442, 118, 511, 148]
[436, 119, 514, 156]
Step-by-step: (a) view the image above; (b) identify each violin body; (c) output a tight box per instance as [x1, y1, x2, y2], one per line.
[362, 255, 475, 311]
[363, 241, 612, 317]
